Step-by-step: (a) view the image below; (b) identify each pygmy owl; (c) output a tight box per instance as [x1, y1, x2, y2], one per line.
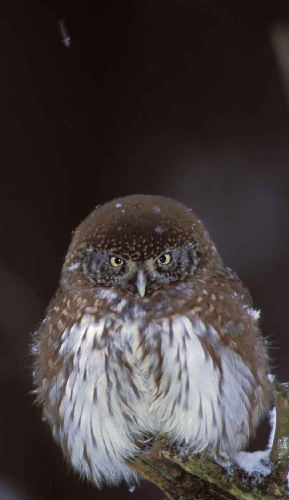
[32, 194, 272, 487]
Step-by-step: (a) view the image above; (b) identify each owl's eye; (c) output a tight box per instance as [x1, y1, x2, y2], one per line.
[157, 253, 171, 265]
[109, 256, 124, 268]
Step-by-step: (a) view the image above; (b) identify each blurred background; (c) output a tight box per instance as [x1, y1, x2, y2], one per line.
[1, 0, 289, 499]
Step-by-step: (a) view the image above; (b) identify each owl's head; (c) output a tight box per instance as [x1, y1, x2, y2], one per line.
[61, 195, 221, 297]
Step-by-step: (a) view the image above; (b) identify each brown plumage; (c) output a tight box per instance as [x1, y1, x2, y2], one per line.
[32, 194, 273, 487]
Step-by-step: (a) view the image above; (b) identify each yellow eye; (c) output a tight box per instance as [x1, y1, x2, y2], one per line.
[157, 253, 171, 265]
[109, 256, 124, 268]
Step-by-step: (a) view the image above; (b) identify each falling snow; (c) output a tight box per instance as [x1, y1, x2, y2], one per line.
[58, 19, 71, 49]
[115, 203, 122, 209]
[154, 226, 164, 234]
[152, 205, 161, 212]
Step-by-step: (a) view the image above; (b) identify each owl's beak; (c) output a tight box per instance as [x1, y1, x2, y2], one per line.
[136, 270, 146, 297]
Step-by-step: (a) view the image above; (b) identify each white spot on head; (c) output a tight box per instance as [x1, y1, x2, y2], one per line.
[90, 205, 100, 215]
[152, 205, 161, 212]
[122, 209, 125, 213]
[154, 226, 164, 234]
[115, 203, 122, 209]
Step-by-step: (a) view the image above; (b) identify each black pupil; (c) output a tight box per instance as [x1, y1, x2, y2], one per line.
[159, 255, 166, 263]
[115, 257, 122, 265]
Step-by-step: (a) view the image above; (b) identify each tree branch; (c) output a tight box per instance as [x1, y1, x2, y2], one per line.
[129, 383, 289, 499]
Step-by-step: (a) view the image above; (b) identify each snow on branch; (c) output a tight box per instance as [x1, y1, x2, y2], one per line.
[129, 382, 289, 499]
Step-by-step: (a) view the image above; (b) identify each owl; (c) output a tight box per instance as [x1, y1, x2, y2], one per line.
[32, 194, 272, 488]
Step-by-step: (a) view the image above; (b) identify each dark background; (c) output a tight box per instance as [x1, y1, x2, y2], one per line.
[1, 1, 289, 499]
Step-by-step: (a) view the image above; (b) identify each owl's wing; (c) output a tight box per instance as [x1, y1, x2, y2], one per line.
[37, 314, 141, 487]
[151, 313, 263, 454]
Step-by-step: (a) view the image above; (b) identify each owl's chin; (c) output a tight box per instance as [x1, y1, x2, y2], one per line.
[118, 283, 165, 299]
